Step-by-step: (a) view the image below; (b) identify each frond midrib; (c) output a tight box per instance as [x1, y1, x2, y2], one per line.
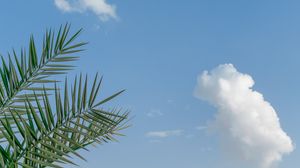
[0, 50, 72, 116]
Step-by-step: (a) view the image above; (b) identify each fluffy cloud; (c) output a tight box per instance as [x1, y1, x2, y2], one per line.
[54, 0, 117, 21]
[146, 129, 183, 138]
[194, 64, 294, 168]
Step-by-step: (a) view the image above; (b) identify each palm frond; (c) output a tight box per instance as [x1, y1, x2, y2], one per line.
[0, 24, 86, 117]
[0, 75, 128, 167]
[0, 24, 130, 167]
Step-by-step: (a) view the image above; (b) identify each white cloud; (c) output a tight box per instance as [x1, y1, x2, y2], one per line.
[194, 64, 294, 168]
[196, 126, 207, 131]
[54, 0, 117, 21]
[146, 129, 183, 138]
[54, 0, 73, 12]
[146, 109, 163, 118]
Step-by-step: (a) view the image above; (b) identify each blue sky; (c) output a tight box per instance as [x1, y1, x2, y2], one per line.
[0, 0, 300, 167]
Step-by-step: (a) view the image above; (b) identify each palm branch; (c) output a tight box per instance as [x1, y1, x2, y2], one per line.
[0, 24, 129, 167]
[0, 24, 84, 117]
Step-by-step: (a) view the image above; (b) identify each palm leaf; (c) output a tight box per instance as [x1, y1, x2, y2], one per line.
[0, 24, 130, 167]
[0, 24, 86, 118]
[0, 75, 128, 167]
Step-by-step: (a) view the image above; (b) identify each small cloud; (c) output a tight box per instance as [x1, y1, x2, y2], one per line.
[146, 109, 163, 118]
[196, 126, 207, 131]
[54, 0, 117, 21]
[54, 0, 73, 12]
[145, 129, 183, 138]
